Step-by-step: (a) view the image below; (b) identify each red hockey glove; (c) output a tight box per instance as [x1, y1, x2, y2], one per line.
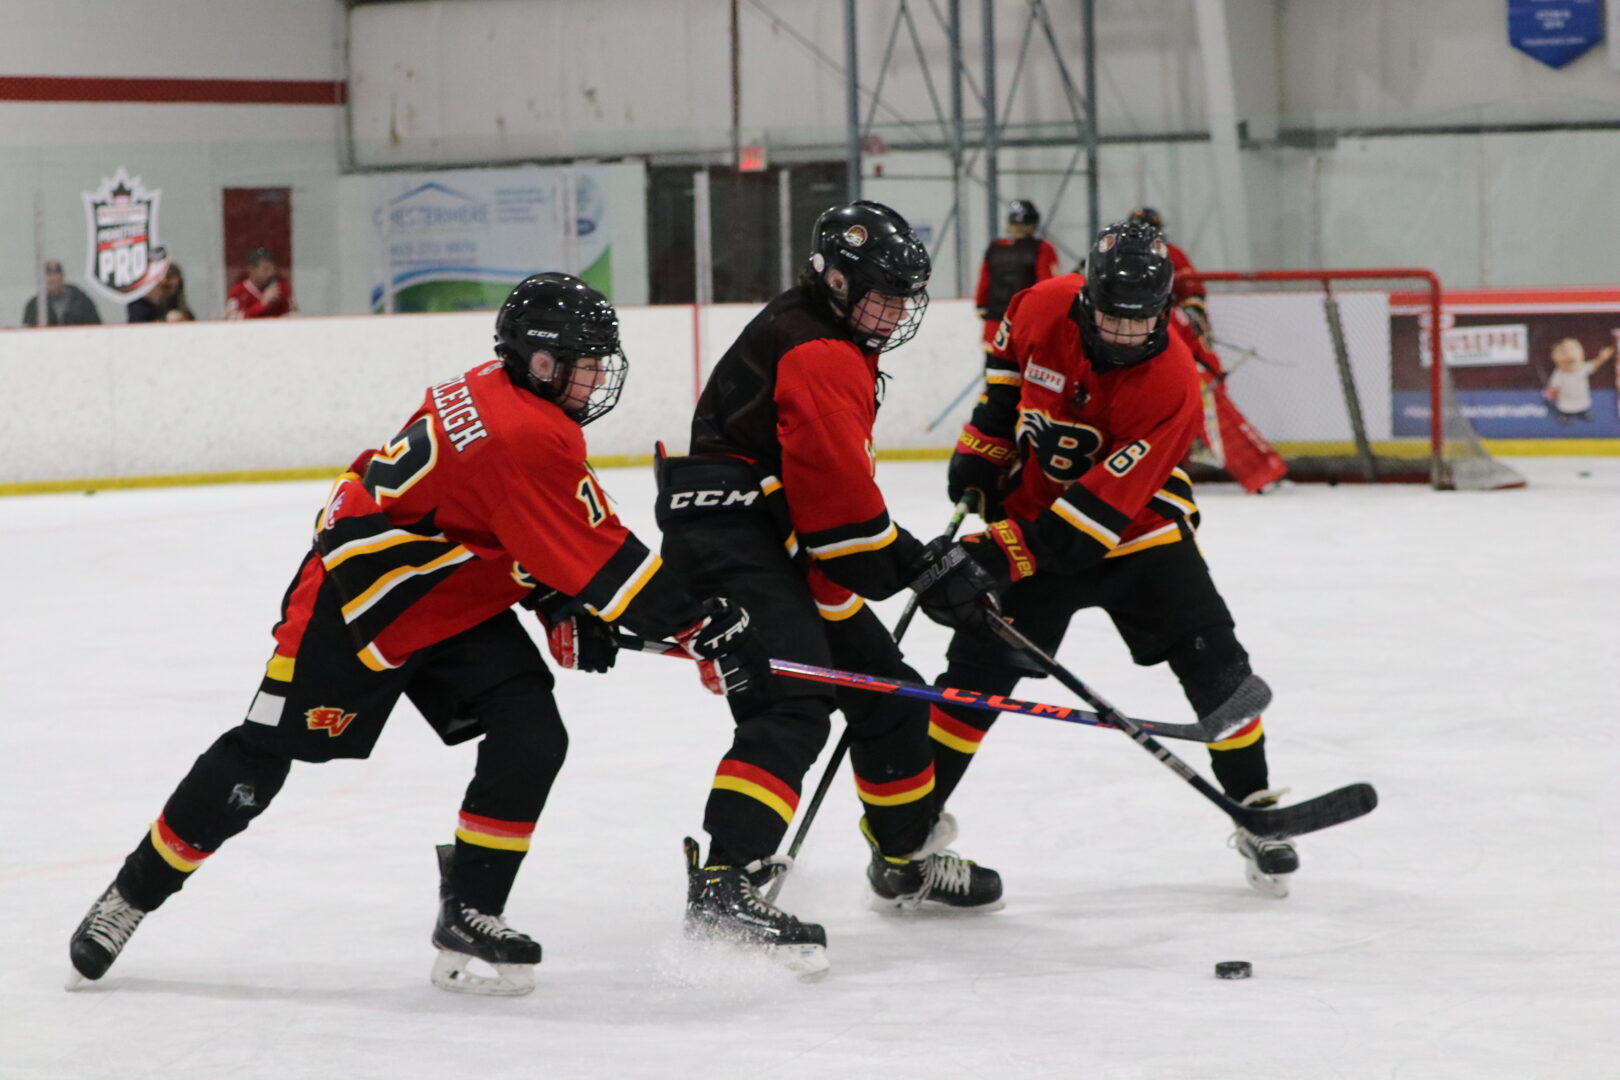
[674, 597, 770, 696]
[948, 423, 1017, 520]
[545, 611, 619, 674]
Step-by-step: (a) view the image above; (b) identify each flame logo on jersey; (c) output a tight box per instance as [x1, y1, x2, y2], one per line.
[306, 706, 357, 737]
[1016, 408, 1104, 485]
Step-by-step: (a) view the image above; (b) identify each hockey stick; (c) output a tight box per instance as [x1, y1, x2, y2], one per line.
[609, 641, 1214, 743]
[925, 371, 986, 432]
[982, 615, 1377, 840]
[757, 499, 972, 900]
[766, 659, 1216, 742]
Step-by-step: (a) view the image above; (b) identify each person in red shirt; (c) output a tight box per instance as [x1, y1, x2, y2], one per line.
[67, 274, 766, 996]
[933, 221, 1299, 897]
[224, 247, 296, 319]
[974, 199, 1059, 351]
[1128, 206, 1210, 342]
[658, 201, 1003, 976]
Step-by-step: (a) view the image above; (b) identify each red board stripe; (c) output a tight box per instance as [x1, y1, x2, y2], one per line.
[0, 76, 347, 106]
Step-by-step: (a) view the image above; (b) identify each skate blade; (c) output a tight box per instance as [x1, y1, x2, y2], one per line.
[65, 969, 90, 992]
[866, 889, 1007, 916]
[770, 943, 830, 980]
[1244, 863, 1291, 899]
[430, 950, 536, 996]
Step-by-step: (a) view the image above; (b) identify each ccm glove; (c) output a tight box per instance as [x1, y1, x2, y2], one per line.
[948, 424, 1017, 520]
[544, 610, 619, 673]
[674, 597, 771, 696]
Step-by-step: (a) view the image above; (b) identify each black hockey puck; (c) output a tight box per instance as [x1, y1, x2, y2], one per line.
[1214, 961, 1252, 980]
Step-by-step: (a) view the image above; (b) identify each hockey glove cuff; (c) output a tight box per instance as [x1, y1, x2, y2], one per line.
[966, 517, 1037, 583]
[675, 597, 770, 696]
[545, 611, 619, 674]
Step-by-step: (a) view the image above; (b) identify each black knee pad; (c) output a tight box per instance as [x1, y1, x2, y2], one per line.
[474, 674, 569, 775]
[1164, 625, 1253, 719]
[165, 725, 293, 846]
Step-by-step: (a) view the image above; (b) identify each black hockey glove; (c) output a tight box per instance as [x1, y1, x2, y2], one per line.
[908, 538, 1003, 631]
[544, 610, 619, 674]
[948, 424, 1017, 520]
[675, 597, 771, 696]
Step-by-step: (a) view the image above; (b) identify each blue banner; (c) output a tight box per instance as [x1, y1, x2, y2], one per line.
[1509, 0, 1603, 69]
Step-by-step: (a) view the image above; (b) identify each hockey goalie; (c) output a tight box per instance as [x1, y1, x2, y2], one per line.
[1173, 302, 1287, 493]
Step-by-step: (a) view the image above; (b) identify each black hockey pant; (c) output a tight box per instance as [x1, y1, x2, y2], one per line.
[115, 618, 569, 916]
[661, 508, 939, 867]
[933, 539, 1271, 808]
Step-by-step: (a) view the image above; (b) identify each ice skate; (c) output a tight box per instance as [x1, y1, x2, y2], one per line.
[429, 844, 541, 996]
[863, 813, 1004, 914]
[67, 881, 148, 990]
[682, 837, 828, 978]
[1229, 789, 1299, 898]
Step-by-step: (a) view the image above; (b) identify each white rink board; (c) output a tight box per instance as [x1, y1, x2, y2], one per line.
[0, 300, 985, 485]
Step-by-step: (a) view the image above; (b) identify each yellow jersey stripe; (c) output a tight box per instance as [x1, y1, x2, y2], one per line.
[1051, 499, 1120, 547]
[1209, 719, 1265, 751]
[340, 545, 473, 622]
[808, 522, 898, 559]
[815, 594, 865, 621]
[1106, 522, 1183, 558]
[591, 551, 663, 623]
[321, 528, 445, 571]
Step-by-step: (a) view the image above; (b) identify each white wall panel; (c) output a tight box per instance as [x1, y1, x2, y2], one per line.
[0, 299, 986, 486]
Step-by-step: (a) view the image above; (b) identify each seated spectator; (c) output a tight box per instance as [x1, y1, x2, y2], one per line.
[224, 247, 296, 319]
[22, 260, 102, 327]
[128, 258, 196, 323]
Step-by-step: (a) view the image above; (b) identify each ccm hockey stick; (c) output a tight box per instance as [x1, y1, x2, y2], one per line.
[765, 659, 1217, 742]
[984, 615, 1377, 840]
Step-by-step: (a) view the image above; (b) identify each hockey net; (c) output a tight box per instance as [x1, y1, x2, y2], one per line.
[1184, 269, 1525, 490]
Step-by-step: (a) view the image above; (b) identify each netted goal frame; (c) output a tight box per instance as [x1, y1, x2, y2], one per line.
[1185, 268, 1525, 491]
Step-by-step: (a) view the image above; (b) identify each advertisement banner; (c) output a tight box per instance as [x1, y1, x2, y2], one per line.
[371, 166, 613, 313]
[1392, 290, 1620, 439]
[1508, 0, 1603, 69]
[80, 167, 167, 305]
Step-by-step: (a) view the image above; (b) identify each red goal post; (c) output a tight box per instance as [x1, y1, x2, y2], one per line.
[1182, 268, 1525, 491]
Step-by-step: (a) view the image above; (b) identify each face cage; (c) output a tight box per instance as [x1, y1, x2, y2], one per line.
[848, 289, 929, 354]
[1077, 298, 1170, 371]
[552, 348, 629, 426]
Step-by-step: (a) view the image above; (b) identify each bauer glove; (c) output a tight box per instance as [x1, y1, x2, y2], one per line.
[947, 424, 1017, 520]
[908, 538, 1003, 631]
[674, 597, 770, 696]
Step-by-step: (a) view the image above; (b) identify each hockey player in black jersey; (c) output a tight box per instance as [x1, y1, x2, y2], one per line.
[657, 201, 1004, 974]
[66, 275, 769, 996]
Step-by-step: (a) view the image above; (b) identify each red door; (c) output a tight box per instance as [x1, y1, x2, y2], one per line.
[222, 187, 292, 308]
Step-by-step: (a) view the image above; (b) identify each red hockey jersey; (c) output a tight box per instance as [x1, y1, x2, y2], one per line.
[976, 274, 1205, 571]
[275, 361, 687, 672]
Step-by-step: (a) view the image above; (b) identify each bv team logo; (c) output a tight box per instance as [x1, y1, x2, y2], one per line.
[81, 167, 166, 305]
[306, 706, 358, 737]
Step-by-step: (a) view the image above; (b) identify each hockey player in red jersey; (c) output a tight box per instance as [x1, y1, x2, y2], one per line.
[67, 273, 767, 996]
[975, 199, 1059, 351]
[658, 201, 1003, 975]
[935, 222, 1299, 896]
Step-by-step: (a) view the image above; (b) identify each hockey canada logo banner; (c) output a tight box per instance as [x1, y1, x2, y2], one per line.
[81, 167, 166, 305]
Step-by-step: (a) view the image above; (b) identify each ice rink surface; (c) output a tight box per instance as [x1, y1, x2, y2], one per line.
[3, 456, 1616, 1080]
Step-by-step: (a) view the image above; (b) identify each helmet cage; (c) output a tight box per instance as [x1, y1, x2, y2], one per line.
[494, 273, 629, 426]
[1077, 223, 1174, 371]
[808, 200, 931, 353]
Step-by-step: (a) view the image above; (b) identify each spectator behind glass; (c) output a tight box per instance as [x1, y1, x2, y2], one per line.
[22, 260, 102, 327]
[127, 259, 196, 324]
[224, 247, 296, 319]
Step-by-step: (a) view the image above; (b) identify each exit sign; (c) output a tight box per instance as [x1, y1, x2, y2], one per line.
[738, 145, 768, 172]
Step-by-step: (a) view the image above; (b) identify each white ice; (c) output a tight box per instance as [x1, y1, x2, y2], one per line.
[3, 458, 1617, 1080]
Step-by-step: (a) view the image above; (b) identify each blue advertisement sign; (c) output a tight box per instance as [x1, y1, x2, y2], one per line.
[1509, 0, 1603, 69]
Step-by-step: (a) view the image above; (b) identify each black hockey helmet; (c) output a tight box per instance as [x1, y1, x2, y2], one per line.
[806, 199, 931, 352]
[1007, 199, 1040, 227]
[494, 272, 627, 426]
[1076, 221, 1174, 371]
[1128, 206, 1164, 231]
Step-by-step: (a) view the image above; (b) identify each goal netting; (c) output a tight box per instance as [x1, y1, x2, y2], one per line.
[1186, 269, 1526, 490]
